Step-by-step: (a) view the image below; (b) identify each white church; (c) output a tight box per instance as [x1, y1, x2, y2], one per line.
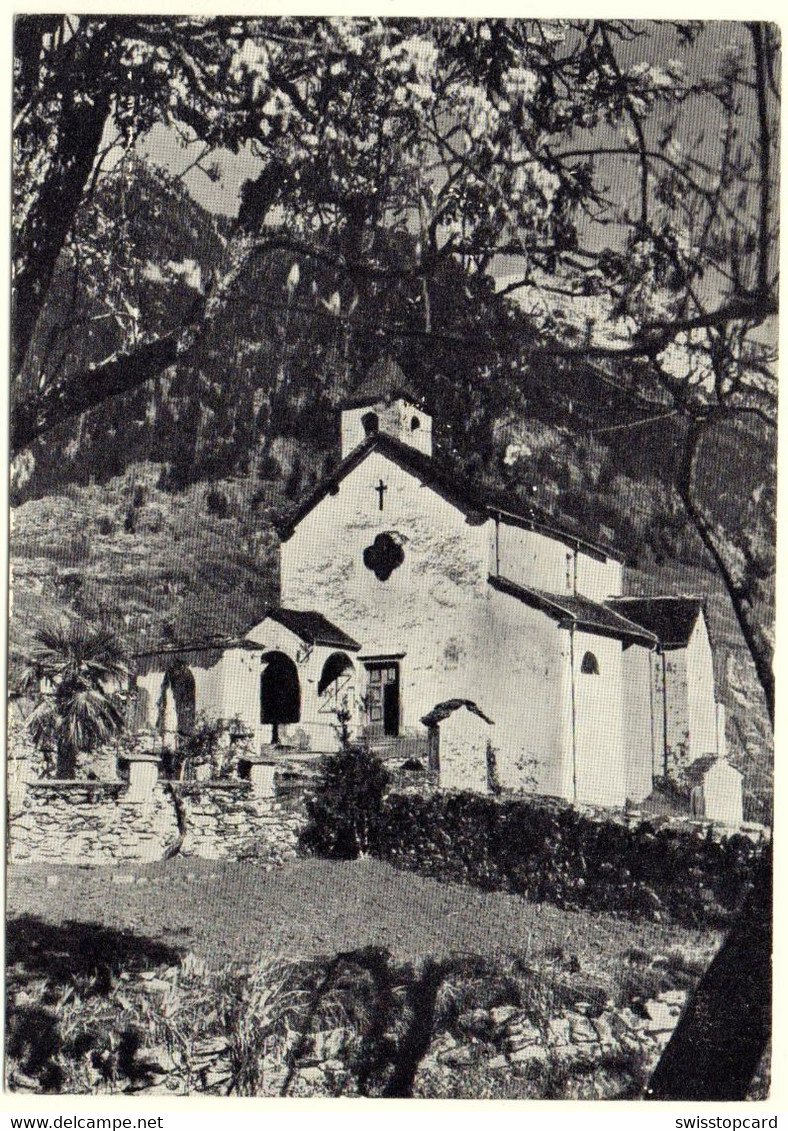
[135, 359, 743, 824]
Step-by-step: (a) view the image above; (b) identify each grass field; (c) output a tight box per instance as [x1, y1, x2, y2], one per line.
[7, 856, 720, 975]
[7, 857, 728, 1097]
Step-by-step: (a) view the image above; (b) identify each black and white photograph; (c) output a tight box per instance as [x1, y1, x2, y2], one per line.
[5, 14, 776, 1104]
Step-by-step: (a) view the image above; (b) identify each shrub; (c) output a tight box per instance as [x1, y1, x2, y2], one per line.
[96, 515, 114, 536]
[372, 792, 765, 928]
[258, 452, 281, 481]
[206, 487, 230, 518]
[301, 746, 390, 859]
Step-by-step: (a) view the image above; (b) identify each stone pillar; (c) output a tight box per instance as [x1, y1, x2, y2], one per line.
[248, 760, 277, 798]
[125, 755, 160, 801]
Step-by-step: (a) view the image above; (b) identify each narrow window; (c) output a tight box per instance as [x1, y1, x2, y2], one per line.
[581, 651, 599, 675]
[361, 411, 379, 437]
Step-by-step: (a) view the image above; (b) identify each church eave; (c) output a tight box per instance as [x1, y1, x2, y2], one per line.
[275, 433, 489, 541]
[487, 507, 624, 564]
[276, 432, 616, 556]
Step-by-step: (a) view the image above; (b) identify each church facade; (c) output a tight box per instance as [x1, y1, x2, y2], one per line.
[134, 362, 740, 821]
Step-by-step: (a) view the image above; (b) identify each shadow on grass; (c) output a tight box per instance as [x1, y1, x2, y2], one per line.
[6, 915, 185, 1093]
[279, 947, 646, 1100]
[7, 914, 183, 988]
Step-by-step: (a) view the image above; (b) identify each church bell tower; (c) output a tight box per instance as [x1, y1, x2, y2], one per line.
[339, 357, 432, 459]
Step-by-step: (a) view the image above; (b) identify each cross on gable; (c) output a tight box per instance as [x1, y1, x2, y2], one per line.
[374, 479, 388, 511]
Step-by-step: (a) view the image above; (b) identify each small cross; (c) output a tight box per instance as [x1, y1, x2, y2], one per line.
[374, 479, 388, 511]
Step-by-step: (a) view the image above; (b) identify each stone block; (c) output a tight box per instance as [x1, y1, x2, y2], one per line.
[644, 999, 677, 1033]
[657, 990, 687, 1008]
[250, 761, 277, 798]
[546, 1016, 571, 1047]
[488, 1054, 510, 1071]
[507, 1019, 541, 1050]
[568, 1014, 599, 1043]
[592, 1014, 616, 1047]
[509, 1045, 547, 1067]
[490, 1004, 519, 1026]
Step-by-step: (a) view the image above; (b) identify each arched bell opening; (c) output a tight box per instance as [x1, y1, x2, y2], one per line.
[361, 411, 379, 437]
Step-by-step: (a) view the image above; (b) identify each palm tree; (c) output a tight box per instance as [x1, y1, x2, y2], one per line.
[19, 619, 130, 778]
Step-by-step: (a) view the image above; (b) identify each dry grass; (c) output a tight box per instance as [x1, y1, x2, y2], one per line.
[6, 857, 724, 1096]
[7, 857, 721, 975]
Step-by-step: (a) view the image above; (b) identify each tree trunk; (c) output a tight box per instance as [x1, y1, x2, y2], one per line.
[646, 854, 772, 1100]
[55, 737, 77, 779]
[678, 422, 774, 724]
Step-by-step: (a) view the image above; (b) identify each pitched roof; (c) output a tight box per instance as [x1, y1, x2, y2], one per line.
[340, 356, 422, 409]
[132, 637, 266, 675]
[489, 575, 658, 645]
[266, 608, 361, 651]
[604, 596, 704, 649]
[277, 431, 623, 561]
[684, 755, 742, 784]
[421, 699, 494, 727]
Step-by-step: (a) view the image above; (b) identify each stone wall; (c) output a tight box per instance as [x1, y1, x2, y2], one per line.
[8, 764, 305, 866]
[177, 781, 304, 862]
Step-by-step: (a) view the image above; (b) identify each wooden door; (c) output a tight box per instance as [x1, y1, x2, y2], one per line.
[365, 663, 400, 737]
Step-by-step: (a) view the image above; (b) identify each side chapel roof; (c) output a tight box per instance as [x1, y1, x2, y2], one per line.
[131, 610, 360, 675]
[132, 637, 265, 675]
[489, 575, 658, 645]
[277, 431, 623, 561]
[604, 596, 705, 649]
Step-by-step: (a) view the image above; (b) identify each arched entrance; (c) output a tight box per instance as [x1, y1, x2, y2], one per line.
[317, 652, 355, 734]
[260, 651, 301, 744]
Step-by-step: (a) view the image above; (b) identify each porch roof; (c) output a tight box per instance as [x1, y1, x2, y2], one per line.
[266, 608, 361, 652]
[131, 637, 266, 675]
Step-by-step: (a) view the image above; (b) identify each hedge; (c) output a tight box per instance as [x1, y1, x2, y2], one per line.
[373, 792, 765, 927]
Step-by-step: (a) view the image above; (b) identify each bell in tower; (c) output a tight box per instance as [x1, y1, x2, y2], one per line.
[339, 357, 432, 459]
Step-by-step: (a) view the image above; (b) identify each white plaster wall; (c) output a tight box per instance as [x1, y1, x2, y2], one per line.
[438, 710, 491, 793]
[496, 523, 574, 595]
[136, 660, 225, 734]
[216, 647, 264, 740]
[702, 762, 743, 826]
[194, 664, 224, 719]
[572, 631, 627, 807]
[135, 631, 360, 756]
[650, 651, 667, 778]
[479, 590, 571, 798]
[280, 451, 492, 738]
[663, 648, 691, 777]
[686, 617, 719, 760]
[621, 644, 657, 803]
[394, 401, 433, 456]
[136, 670, 165, 728]
[495, 523, 622, 601]
[575, 552, 623, 602]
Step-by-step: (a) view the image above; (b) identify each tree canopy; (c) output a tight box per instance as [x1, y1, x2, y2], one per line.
[11, 17, 778, 715]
